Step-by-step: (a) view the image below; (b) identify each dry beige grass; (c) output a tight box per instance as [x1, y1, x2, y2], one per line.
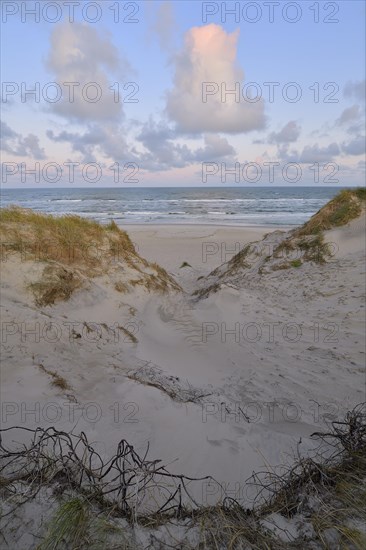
[118, 325, 138, 344]
[1, 406, 364, 549]
[0, 206, 137, 273]
[114, 280, 130, 293]
[193, 188, 366, 299]
[0, 207, 181, 304]
[28, 265, 83, 306]
[38, 363, 71, 391]
[272, 188, 366, 267]
[294, 188, 366, 237]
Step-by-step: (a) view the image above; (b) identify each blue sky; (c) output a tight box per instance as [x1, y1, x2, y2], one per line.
[1, 0, 365, 187]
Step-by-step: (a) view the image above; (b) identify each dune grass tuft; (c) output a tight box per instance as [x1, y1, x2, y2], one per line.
[0, 207, 136, 269]
[114, 280, 130, 293]
[1, 207, 181, 303]
[271, 188, 365, 268]
[295, 187, 366, 237]
[28, 265, 83, 306]
[194, 189, 365, 297]
[37, 497, 88, 550]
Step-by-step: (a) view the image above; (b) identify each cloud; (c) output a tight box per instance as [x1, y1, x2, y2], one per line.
[150, 1, 177, 50]
[136, 119, 176, 153]
[166, 24, 265, 134]
[136, 120, 192, 169]
[135, 119, 236, 170]
[1, 120, 46, 159]
[1, 120, 17, 140]
[47, 124, 131, 164]
[46, 22, 126, 123]
[299, 143, 340, 164]
[47, 128, 100, 162]
[268, 121, 301, 144]
[335, 104, 365, 136]
[341, 135, 365, 156]
[279, 142, 340, 164]
[192, 134, 236, 161]
[344, 80, 366, 102]
[336, 105, 362, 126]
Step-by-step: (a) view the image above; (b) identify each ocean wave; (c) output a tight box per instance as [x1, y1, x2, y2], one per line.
[124, 211, 162, 215]
[49, 199, 83, 202]
[0, 187, 338, 227]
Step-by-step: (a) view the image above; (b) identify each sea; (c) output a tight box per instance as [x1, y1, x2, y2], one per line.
[0, 187, 343, 227]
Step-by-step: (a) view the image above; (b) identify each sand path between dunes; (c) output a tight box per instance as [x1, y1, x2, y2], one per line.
[1, 221, 365, 506]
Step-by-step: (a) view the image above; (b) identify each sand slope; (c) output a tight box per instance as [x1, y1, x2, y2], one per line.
[1, 216, 365, 517]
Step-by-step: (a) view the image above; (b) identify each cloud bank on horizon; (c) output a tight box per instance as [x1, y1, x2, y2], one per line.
[1, 0, 365, 187]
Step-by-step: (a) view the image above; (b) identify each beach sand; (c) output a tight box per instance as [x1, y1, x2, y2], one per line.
[1, 214, 365, 504]
[122, 224, 280, 291]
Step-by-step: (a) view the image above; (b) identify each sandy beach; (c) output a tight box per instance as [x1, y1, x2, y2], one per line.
[1, 210, 364, 482]
[122, 224, 282, 290]
[1, 192, 365, 548]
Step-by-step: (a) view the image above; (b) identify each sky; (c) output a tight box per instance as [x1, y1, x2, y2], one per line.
[0, 0, 365, 187]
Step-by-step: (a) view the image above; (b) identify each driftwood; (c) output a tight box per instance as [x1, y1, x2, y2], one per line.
[0, 425, 215, 522]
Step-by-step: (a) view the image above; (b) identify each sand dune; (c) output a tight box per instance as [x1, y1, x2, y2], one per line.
[0, 195, 365, 548]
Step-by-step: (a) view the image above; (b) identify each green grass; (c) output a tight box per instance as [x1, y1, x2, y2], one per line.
[295, 188, 366, 236]
[297, 234, 331, 264]
[273, 234, 330, 267]
[37, 498, 88, 550]
[272, 189, 366, 266]
[290, 259, 302, 268]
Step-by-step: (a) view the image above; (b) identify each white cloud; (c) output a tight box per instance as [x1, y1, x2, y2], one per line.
[344, 80, 366, 102]
[47, 124, 132, 164]
[136, 119, 192, 169]
[193, 134, 236, 161]
[166, 24, 265, 134]
[335, 104, 365, 136]
[46, 22, 126, 123]
[268, 121, 301, 144]
[279, 142, 340, 164]
[342, 135, 365, 156]
[1, 120, 46, 159]
[299, 143, 340, 163]
[135, 120, 236, 170]
[336, 105, 362, 126]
